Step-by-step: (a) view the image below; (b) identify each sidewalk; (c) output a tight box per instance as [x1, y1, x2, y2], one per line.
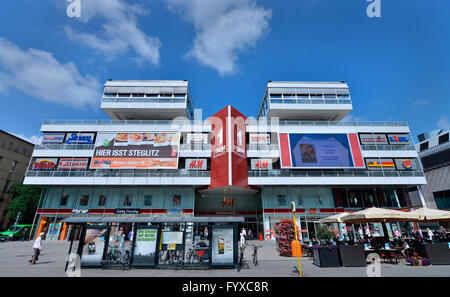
[0, 240, 449, 277]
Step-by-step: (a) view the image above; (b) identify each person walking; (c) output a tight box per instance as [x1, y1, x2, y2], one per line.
[248, 229, 252, 240]
[358, 227, 364, 241]
[240, 229, 246, 247]
[29, 232, 45, 265]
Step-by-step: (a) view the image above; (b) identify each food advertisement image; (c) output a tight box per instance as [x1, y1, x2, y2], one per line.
[90, 132, 180, 169]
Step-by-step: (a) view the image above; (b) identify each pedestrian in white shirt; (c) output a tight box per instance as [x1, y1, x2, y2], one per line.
[29, 232, 45, 265]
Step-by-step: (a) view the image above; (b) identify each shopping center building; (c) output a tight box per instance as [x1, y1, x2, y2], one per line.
[25, 80, 427, 242]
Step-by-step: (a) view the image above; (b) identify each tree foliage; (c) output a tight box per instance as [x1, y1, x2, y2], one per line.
[316, 225, 335, 241]
[6, 182, 41, 225]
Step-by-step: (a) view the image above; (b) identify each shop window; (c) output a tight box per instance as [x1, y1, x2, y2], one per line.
[144, 195, 152, 207]
[383, 189, 401, 208]
[79, 195, 89, 206]
[173, 195, 182, 207]
[60, 193, 69, 206]
[98, 194, 107, 206]
[362, 190, 377, 207]
[277, 195, 287, 207]
[433, 190, 450, 210]
[347, 190, 363, 208]
[123, 195, 132, 206]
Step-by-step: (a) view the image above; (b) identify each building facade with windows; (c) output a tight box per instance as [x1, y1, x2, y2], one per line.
[24, 80, 426, 241]
[0, 130, 34, 229]
[409, 129, 450, 210]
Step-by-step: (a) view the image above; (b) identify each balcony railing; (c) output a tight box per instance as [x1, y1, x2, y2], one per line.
[278, 120, 409, 127]
[42, 119, 211, 126]
[26, 170, 211, 178]
[246, 144, 415, 152]
[33, 143, 212, 151]
[270, 98, 352, 105]
[248, 170, 424, 178]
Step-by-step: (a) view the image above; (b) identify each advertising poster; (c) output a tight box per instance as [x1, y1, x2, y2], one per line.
[162, 231, 183, 244]
[249, 133, 270, 144]
[33, 158, 58, 170]
[387, 134, 411, 145]
[90, 132, 180, 169]
[65, 133, 95, 144]
[394, 158, 418, 171]
[365, 158, 395, 170]
[186, 133, 208, 144]
[359, 133, 388, 145]
[211, 228, 234, 265]
[42, 133, 65, 144]
[133, 228, 158, 266]
[80, 227, 108, 265]
[57, 158, 89, 170]
[281, 133, 364, 168]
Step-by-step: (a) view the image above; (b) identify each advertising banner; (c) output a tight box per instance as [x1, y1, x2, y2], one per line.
[80, 227, 108, 266]
[42, 133, 65, 144]
[211, 227, 234, 266]
[33, 158, 58, 170]
[279, 133, 365, 169]
[133, 228, 158, 266]
[162, 231, 183, 244]
[185, 159, 207, 170]
[186, 133, 208, 144]
[65, 133, 95, 144]
[249, 133, 270, 144]
[90, 132, 180, 169]
[394, 158, 418, 171]
[250, 159, 273, 170]
[365, 158, 395, 170]
[359, 133, 388, 145]
[387, 134, 411, 145]
[57, 158, 89, 170]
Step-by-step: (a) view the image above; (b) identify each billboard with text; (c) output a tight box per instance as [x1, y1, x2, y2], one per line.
[90, 132, 179, 169]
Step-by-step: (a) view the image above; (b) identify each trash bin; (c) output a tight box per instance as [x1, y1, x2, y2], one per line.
[291, 240, 302, 257]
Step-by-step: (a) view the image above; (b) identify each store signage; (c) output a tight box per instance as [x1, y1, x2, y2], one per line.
[58, 158, 89, 170]
[279, 133, 365, 169]
[365, 158, 395, 170]
[42, 133, 65, 144]
[185, 159, 207, 170]
[250, 159, 273, 170]
[114, 208, 140, 214]
[209, 106, 249, 189]
[33, 158, 58, 170]
[186, 133, 207, 144]
[72, 209, 89, 214]
[394, 158, 418, 171]
[90, 132, 180, 169]
[359, 133, 388, 145]
[387, 134, 410, 145]
[65, 133, 95, 144]
[249, 133, 270, 144]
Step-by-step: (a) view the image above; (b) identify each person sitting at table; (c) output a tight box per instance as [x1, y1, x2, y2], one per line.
[400, 236, 410, 258]
[426, 228, 434, 241]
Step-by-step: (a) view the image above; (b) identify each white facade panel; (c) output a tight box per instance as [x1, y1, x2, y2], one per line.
[248, 176, 427, 186]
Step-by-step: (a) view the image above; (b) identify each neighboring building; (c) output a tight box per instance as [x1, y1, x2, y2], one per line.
[0, 130, 34, 229]
[24, 80, 426, 241]
[410, 129, 450, 210]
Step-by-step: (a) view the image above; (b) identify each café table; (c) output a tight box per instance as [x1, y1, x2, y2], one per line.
[379, 248, 402, 264]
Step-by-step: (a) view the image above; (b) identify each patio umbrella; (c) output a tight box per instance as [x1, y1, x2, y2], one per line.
[340, 207, 419, 224]
[318, 212, 350, 223]
[409, 207, 450, 222]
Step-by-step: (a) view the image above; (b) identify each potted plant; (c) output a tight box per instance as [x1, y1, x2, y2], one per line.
[406, 252, 430, 266]
[275, 220, 299, 257]
[312, 243, 341, 267]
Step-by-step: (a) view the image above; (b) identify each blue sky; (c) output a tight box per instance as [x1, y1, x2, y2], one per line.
[0, 0, 449, 143]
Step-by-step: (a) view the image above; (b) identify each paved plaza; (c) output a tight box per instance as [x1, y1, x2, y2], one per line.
[0, 240, 449, 277]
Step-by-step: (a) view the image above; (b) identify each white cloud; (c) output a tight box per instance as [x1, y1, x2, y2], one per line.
[437, 116, 450, 130]
[64, 0, 161, 65]
[10, 132, 42, 145]
[411, 99, 429, 107]
[165, 0, 272, 75]
[0, 37, 100, 108]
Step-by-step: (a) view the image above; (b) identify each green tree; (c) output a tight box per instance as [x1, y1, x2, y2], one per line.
[316, 225, 335, 241]
[6, 182, 41, 225]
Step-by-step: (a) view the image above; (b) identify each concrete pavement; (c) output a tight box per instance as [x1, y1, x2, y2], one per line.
[0, 239, 449, 277]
